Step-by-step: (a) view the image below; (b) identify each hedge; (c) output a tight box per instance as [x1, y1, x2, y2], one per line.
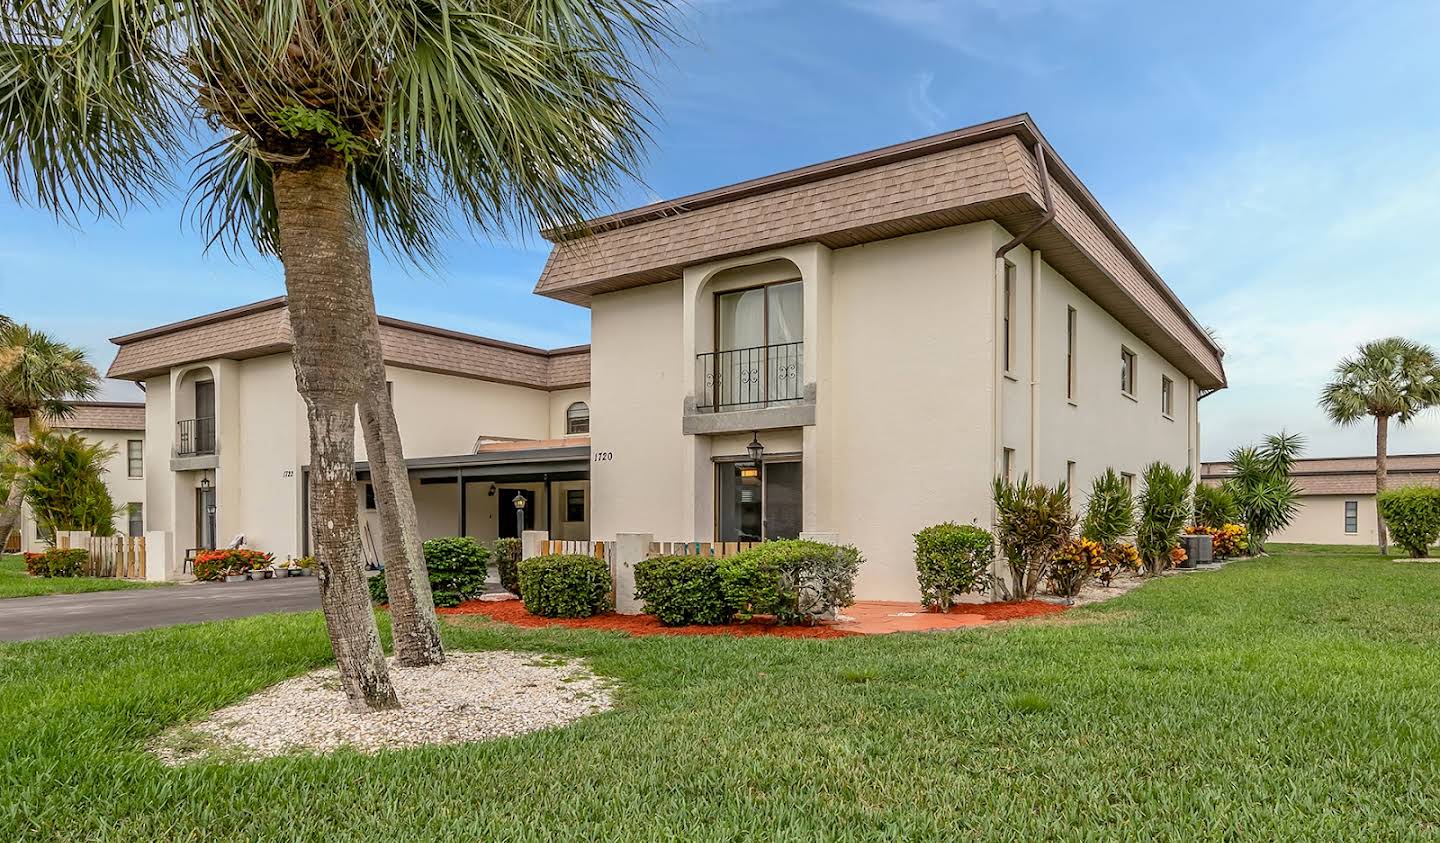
[23, 548, 88, 578]
[633, 555, 731, 626]
[492, 538, 522, 596]
[369, 536, 490, 607]
[718, 539, 862, 625]
[913, 522, 994, 611]
[519, 554, 611, 618]
[1377, 487, 1440, 558]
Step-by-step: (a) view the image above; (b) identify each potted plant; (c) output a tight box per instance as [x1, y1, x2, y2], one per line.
[294, 556, 317, 577]
[224, 565, 247, 583]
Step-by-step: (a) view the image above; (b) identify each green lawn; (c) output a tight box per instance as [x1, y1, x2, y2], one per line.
[4, 546, 1440, 841]
[0, 553, 170, 599]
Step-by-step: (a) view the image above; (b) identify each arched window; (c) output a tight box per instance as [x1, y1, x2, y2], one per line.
[566, 402, 589, 435]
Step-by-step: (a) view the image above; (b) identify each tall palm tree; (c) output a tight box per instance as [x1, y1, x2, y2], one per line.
[2, 0, 675, 710]
[0, 323, 99, 546]
[1319, 338, 1440, 554]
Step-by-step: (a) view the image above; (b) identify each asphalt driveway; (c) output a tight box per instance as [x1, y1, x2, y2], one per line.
[0, 577, 321, 642]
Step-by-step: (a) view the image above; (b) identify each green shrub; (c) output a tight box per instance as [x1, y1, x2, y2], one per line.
[1080, 469, 1134, 545]
[1193, 483, 1240, 530]
[1137, 462, 1194, 575]
[492, 538, 522, 596]
[22, 548, 87, 577]
[633, 555, 731, 626]
[913, 522, 994, 611]
[1223, 433, 1305, 553]
[1377, 487, 1440, 558]
[992, 476, 1077, 599]
[368, 537, 489, 607]
[367, 570, 389, 604]
[519, 554, 611, 618]
[717, 540, 862, 625]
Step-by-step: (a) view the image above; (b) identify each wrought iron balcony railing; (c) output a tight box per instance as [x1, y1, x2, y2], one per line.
[696, 341, 804, 412]
[175, 417, 217, 457]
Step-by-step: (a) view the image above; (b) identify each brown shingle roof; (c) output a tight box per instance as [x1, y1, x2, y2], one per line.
[107, 299, 589, 390]
[534, 113, 1225, 390]
[1202, 454, 1440, 496]
[49, 401, 146, 431]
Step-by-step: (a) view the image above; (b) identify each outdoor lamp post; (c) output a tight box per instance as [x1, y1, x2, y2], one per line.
[512, 492, 527, 538]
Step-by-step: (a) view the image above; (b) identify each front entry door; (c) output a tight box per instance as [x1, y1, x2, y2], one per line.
[498, 488, 537, 539]
[196, 487, 217, 549]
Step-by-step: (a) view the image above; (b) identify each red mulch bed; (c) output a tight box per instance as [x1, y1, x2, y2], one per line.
[439, 599, 857, 638]
[945, 600, 1069, 621]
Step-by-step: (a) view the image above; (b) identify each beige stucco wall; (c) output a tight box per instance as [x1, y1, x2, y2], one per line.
[18, 426, 146, 551]
[547, 387, 591, 439]
[1272, 494, 1374, 545]
[587, 219, 1201, 602]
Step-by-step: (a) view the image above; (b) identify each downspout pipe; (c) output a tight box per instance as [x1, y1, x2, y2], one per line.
[996, 142, 1055, 260]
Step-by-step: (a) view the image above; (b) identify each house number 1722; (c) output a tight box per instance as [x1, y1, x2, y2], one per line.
[593, 451, 614, 462]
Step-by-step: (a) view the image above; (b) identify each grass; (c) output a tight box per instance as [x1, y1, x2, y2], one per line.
[0, 553, 169, 599]
[3, 545, 1440, 840]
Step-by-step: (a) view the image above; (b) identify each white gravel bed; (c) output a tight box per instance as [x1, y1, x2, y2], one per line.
[152, 651, 614, 765]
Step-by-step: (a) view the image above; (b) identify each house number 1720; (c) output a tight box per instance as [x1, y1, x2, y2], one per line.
[593, 451, 614, 462]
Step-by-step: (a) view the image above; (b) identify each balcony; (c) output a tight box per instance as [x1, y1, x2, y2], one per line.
[697, 342, 804, 412]
[174, 417, 217, 458]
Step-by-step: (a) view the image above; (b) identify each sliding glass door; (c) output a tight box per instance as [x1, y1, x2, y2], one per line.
[716, 461, 802, 542]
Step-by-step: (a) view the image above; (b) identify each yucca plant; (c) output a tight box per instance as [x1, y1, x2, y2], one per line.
[992, 476, 1076, 599]
[2, 0, 677, 710]
[1136, 462, 1193, 576]
[1223, 432, 1304, 554]
[1080, 468, 1134, 546]
[1192, 483, 1239, 530]
[1319, 338, 1440, 554]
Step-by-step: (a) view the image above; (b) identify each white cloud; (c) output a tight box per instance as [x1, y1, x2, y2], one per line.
[904, 72, 945, 131]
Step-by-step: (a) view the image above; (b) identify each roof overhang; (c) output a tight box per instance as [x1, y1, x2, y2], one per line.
[351, 443, 590, 483]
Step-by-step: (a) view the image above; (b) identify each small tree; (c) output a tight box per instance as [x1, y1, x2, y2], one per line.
[992, 476, 1076, 599]
[1223, 432, 1305, 553]
[1193, 484, 1240, 529]
[913, 522, 994, 612]
[13, 426, 118, 537]
[1136, 462, 1193, 576]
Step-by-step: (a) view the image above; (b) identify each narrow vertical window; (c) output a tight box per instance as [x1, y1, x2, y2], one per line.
[127, 503, 144, 538]
[1066, 460, 1076, 492]
[1003, 263, 1016, 373]
[1003, 448, 1016, 483]
[1121, 472, 1135, 495]
[1065, 306, 1077, 400]
[1121, 347, 1137, 396]
[127, 439, 144, 478]
[1161, 375, 1175, 417]
[1344, 500, 1358, 534]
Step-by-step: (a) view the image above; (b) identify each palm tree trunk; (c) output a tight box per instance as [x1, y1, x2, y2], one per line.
[273, 157, 398, 712]
[357, 328, 445, 666]
[1376, 414, 1390, 555]
[0, 413, 33, 547]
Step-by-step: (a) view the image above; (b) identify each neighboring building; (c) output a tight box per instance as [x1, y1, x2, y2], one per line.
[106, 298, 590, 577]
[13, 401, 147, 552]
[535, 114, 1226, 600]
[1202, 454, 1440, 545]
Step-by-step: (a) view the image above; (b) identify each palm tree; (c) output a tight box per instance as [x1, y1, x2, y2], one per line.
[2, 0, 675, 710]
[1319, 338, 1440, 554]
[0, 323, 99, 547]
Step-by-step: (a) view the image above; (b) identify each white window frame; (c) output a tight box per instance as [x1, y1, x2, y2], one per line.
[565, 402, 590, 435]
[1002, 262, 1016, 375]
[1120, 346, 1137, 398]
[1161, 375, 1175, 419]
[1065, 306, 1077, 402]
[1344, 500, 1358, 534]
[127, 439, 144, 478]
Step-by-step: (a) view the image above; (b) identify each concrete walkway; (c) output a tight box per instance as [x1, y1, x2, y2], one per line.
[0, 577, 321, 642]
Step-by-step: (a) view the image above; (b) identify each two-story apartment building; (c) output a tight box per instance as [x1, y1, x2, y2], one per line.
[536, 114, 1226, 600]
[106, 298, 590, 577]
[12, 400, 148, 552]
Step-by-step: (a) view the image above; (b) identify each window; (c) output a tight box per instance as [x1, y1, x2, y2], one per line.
[1066, 460, 1076, 493]
[1120, 347, 1137, 396]
[712, 279, 805, 408]
[566, 402, 590, 435]
[1345, 500, 1358, 534]
[1002, 263, 1016, 373]
[1003, 448, 1016, 483]
[127, 503, 143, 538]
[1065, 306, 1077, 400]
[565, 489, 586, 523]
[1161, 375, 1175, 418]
[364, 483, 377, 510]
[716, 460, 802, 541]
[127, 439, 144, 478]
[1121, 472, 1135, 495]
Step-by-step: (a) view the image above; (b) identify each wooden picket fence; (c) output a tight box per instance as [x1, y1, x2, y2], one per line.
[646, 541, 761, 559]
[539, 539, 613, 562]
[54, 533, 147, 578]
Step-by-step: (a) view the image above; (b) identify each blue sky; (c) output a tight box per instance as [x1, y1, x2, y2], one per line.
[3, 0, 1438, 460]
